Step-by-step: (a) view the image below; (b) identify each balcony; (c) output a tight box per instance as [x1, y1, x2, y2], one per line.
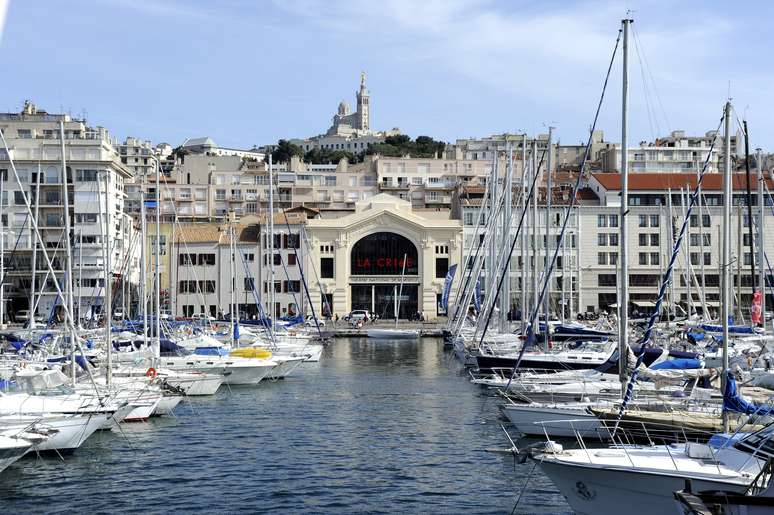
[425, 181, 455, 190]
[379, 181, 410, 190]
[425, 195, 451, 204]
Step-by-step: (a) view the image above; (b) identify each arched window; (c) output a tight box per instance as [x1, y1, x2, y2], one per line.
[351, 232, 418, 275]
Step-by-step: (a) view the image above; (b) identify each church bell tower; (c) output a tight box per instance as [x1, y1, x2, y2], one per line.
[356, 71, 369, 132]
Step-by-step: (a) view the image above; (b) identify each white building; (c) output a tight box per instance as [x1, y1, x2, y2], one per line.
[0, 101, 139, 322]
[304, 194, 462, 320]
[168, 210, 313, 320]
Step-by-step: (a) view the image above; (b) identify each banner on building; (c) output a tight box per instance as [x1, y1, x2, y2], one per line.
[752, 289, 763, 324]
[440, 264, 457, 310]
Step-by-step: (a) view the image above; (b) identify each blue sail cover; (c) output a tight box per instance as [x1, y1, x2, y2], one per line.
[441, 264, 457, 310]
[650, 358, 703, 370]
[700, 323, 755, 334]
[723, 371, 774, 416]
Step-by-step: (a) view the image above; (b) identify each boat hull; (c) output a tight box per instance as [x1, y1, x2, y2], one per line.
[0, 438, 32, 473]
[538, 457, 748, 515]
[164, 375, 223, 396]
[367, 329, 420, 339]
[475, 355, 604, 373]
[500, 405, 606, 438]
[153, 395, 182, 416]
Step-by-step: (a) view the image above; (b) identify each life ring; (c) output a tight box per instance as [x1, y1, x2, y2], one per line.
[146, 367, 158, 378]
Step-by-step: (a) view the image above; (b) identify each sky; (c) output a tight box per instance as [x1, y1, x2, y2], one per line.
[1, 0, 773, 150]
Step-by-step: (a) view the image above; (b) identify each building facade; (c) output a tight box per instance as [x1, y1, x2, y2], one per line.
[0, 102, 138, 322]
[303, 194, 462, 320]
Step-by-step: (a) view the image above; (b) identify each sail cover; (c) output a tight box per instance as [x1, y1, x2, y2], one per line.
[723, 371, 774, 416]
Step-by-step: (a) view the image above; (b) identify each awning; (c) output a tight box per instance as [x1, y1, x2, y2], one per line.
[702, 301, 721, 307]
[608, 303, 619, 308]
[633, 301, 657, 308]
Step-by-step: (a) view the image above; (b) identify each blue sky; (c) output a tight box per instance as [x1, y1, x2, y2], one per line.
[1, 0, 772, 150]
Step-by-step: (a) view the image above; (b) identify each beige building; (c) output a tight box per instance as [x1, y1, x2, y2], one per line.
[304, 194, 462, 321]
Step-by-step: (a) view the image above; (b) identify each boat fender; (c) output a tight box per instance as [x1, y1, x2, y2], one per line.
[542, 441, 563, 454]
[146, 367, 158, 378]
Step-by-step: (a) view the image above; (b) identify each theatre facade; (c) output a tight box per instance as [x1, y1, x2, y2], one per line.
[304, 194, 462, 321]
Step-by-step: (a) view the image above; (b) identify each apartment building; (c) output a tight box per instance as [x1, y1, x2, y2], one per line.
[0, 102, 138, 321]
[598, 129, 744, 174]
[453, 171, 774, 319]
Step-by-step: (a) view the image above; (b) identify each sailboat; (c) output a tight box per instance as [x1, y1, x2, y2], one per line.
[367, 253, 419, 339]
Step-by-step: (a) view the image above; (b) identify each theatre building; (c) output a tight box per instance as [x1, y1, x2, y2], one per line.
[304, 194, 462, 321]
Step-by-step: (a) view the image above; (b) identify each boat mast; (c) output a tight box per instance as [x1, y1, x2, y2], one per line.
[501, 140, 512, 332]
[544, 126, 554, 333]
[743, 121, 756, 304]
[561, 231, 567, 324]
[520, 134, 528, 334]
[722, 100, 732, 433]
[31, 162, 42, 328]
[268, 153, 274, 326]
[229, 217, 238, 347]
[757, 148, 766, 324]
[530, 140, 539, 340]
[682, 188, 692, 317]
[101, 171, 112, 386]
[698, 162, 706, 320]
[619, 18, 631, 392]
[60, 120, 77, 384]
[396, 253, 407, 327]
[0, 155, 4, 329]
[140, 189, 148, 350]
[492, 143, 502, 327]
[154, 156, 161, 359]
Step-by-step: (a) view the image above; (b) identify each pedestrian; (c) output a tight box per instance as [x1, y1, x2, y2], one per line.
[334, 313, 339, 327]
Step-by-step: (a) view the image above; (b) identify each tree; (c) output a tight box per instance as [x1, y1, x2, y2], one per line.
[304, 148, 357, 164]
[365, 134, 446, 158]
[385, 134, 411, 146]
[270, 139, 304, 164]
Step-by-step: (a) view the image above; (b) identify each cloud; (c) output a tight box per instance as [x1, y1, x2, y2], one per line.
[271, 0, 750, 141]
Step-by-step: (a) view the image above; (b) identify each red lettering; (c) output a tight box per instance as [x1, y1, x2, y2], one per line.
[377, 258, 385, 268]
[363, 258, 370, 268]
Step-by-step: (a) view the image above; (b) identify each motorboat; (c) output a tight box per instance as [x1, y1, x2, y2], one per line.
[0, 434, 35, 473]
[532, 422, 774, 515]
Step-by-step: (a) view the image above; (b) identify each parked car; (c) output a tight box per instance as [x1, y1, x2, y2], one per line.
[344, 310, 371, 322]
[159, 310, 173, 320]
[304, 316, 325, 327]
[14, 310, 30, 324]
[113, 310, 124, 321]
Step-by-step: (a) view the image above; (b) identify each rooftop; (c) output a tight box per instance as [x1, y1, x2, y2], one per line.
[591, 172, 774, 191]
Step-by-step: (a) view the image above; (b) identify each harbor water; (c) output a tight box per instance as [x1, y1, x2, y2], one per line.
[0, 337, 570, 513]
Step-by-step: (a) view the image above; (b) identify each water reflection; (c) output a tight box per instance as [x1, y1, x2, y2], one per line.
[0, 338, 570, 513]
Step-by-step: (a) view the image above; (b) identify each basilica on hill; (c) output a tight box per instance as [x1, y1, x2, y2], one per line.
[326, 72, 371, 137]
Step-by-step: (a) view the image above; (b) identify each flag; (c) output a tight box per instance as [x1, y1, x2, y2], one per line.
[752, 289, 763, 325]
[441, 264, 457, 310]
[144, 200, 158, 208]
[473, 277, 482, 312]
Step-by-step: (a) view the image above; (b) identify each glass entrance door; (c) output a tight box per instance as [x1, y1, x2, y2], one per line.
[351, 284, 418, 319]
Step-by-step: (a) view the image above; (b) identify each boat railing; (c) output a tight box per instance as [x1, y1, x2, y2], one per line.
[534, 417, 725, 472]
